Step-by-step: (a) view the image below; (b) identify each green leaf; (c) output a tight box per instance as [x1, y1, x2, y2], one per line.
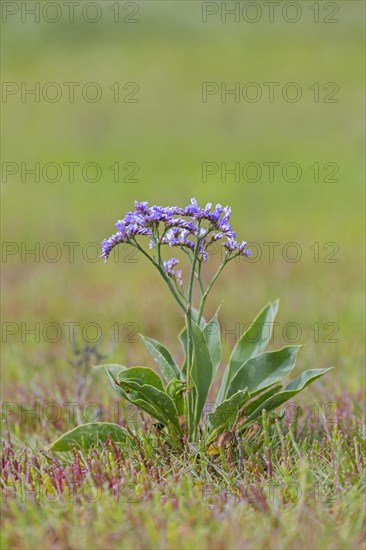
[206, 389, 249, 446]
[240, 368, 333, 429]
[118, 380, 181, 433]
[105, 365, 181, 432]
[179, 308, 206, 378]
[190, 321, 214, 430]
[178, 326, 188, 378]
[226, 346, 301, 399]
[193, 308, 206, 327]
[166, 379, 185, 416]
[218, 300, 279, 402]
[105, 368, 172, 427]
[117, 366, 164, 392]
[203, 308, 222, 375]
[49, 422, 129, 452]
[95, 363, 125, 378]
[98, 364, 132, 396]
[244, 385, 283, 416]
[134, 384, 180, 429]
[141, 335, 180, 383]
[102, 365, 127, 393]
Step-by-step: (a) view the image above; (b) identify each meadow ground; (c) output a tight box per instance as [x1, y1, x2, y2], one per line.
[1, 2, 365, 549]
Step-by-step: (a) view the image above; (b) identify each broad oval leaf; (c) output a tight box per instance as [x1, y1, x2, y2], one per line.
[226, 346, 301, 399]
[49, 422, 129, 452]
[218, 300, 279, 402]
[206, 389, 249, 446]
[141, 335, 180, 383]
[239, 367, 333, 429]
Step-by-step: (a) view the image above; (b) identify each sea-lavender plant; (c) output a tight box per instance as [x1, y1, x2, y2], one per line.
[50, 199, 331, 452]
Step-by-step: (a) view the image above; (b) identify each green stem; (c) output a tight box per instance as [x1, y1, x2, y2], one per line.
[195, 260, 205, 297]
[172, 275, 186, 302]
[133, 241, 186, 312]
[197, 258, 228, 324]
[185, 235, 201, 440]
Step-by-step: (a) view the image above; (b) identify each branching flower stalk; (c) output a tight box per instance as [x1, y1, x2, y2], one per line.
[101, 199, 251, 439]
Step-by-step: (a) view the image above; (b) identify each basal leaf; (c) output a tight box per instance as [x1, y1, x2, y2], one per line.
[141, 335, 180, 383]
[203, 308, 222, 376]
[179, 308, 206, 378]
[103, 365, 127, 393]
[117, 366, 164, 392]
[106, 368, 171, 426]
[118, 380, 181, 433]
[49, 422, 129, 452]
[96, 363, 126, 379]
[190, 321, 214, 431]
[178, 326, 188, 378]
[218, 300, 279, 402]
[206, 389, 249, 446]
[244, 385, 283, 416]
[166, 379, 185, 416]
[104, 366, 179, 431]
[239, 368, 333, 429]
[226, 346, 301, 399]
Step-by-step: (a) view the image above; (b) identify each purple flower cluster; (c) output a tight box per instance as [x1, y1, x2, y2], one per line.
[163, 257, 183, 285]
[101, 198, 250, 262]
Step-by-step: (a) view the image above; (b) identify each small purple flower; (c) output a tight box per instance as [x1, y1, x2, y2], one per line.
[238, 241, 249, 254]
[165, 218, 197, 233]
[163, 257, 179, 276]
[184, 198, 201, 217]
[223, 239, 251, 257]
[162, 228, 195, 250]
[163, 258, 183, 285]
[223, 239, 238, 253]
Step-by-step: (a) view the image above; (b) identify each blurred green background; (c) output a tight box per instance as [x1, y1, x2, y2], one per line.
[1, 1, 364, 395]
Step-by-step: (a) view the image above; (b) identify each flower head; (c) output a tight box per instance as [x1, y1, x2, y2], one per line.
[101, 198, 250, 262]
